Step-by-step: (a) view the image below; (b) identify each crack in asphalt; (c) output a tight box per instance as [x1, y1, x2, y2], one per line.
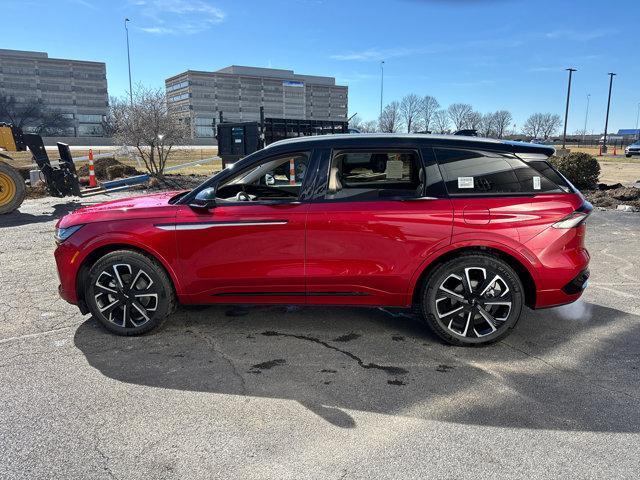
[94, 443, 118, 480]
[191, 325, 247, 394]
[261, 331, 408, 375]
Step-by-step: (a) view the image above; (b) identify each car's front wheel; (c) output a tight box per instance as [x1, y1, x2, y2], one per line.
[85, 250, 176, 335]
[418, 253, 523, 346]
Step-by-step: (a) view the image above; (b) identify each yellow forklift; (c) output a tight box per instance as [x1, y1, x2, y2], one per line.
[0, 123, 80, 214]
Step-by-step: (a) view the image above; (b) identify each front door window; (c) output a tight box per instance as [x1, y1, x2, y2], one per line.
[216, 152, 310, 203]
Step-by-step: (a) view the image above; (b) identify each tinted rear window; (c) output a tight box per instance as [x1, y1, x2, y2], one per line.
[434, 148, 568, 195]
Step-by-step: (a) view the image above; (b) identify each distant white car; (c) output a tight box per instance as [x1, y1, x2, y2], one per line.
[625, 141, 640, 158]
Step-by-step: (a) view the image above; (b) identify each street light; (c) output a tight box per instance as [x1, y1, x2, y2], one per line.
[562, 68, 576, 149]
[379, 60, 385, 119]
[582, 93, 590, 143]
[602, 72, 616, 153]
[125, 18, 133, 105]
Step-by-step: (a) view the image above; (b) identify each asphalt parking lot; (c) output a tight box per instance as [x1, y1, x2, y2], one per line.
[1, 194, 639, 479]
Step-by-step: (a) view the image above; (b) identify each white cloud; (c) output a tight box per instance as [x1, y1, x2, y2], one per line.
[68, 0, 99, 10]
[331, 38, 524, 62]
[544, 29, 614, 42]
[133, 0, 225, 35]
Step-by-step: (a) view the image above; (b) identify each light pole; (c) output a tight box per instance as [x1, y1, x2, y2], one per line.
[635, 102, 640, 140]
[602, 72, 616, 153]
[582, 93, 590, 143]
[125, 18, 133, 105]
[379, 60, 385, 119]
[562, 68, 576, 149]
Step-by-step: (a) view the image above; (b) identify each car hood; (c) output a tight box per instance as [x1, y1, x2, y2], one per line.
[57, 191, 185, 228]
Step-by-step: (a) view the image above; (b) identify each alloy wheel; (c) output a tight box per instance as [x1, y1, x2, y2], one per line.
[434, 266, 513, 339]
[93, 263, 159, 328]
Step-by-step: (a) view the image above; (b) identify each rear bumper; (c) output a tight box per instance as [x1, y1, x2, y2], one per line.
[528, 221, 590, 309]
[562, 269, 590, 295]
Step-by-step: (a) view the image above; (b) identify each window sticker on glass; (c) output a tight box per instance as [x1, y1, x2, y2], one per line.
[385, 160, 403, 179]
[533, 176, 541, 190]
[458, 176, 474, 189]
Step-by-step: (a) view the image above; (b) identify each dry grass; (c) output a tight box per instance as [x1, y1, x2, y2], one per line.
[599, 162, 640, 185]
[4, 146, 222, 175]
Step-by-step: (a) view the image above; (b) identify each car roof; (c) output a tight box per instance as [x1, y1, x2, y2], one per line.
[264, 133, 555, 156]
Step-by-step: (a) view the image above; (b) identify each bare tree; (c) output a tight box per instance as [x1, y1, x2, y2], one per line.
[379, 101, 402, 133]
[492, 110, 513, 139]
[540, 113, 562, 139]
[110, 85, 190, 177]
[399, 94, 423, 133]
[349, 114, 363, 131]
[466, 111, 483, 131]
[447, 103, 473, 131]
[359, 120, 378, 133]
[421, 95, 440, 133]
[433, 109, 451, 133]
[479, 112, 497, 137]
[0, 94, 73, 134]
[101, 96, 119, 137]
[523, 113, 545, 138]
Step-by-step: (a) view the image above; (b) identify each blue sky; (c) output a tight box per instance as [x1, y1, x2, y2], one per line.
[4, 0, 639, 132]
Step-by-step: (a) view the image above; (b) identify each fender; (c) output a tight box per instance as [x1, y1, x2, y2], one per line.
[405, 233, 541, 304]
[74, 232, 183, 296]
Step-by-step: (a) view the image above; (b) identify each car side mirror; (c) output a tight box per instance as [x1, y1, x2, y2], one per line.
[189, 187, 217, 210]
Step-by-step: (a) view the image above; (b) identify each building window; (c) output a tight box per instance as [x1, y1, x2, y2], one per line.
[78, 124, 104, 136]
[168, 92, 190, 102]
[166, 80, 189, 92]
[195, 126, 214, 137]
[76, 113, 102, 123]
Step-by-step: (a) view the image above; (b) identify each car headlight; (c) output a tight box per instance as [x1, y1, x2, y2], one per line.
[55, 224, 84, 243]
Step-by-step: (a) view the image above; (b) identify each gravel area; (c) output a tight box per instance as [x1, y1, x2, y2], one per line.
[0, 193, 639, 479]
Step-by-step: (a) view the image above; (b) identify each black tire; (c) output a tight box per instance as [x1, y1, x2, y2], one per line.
[417, 253, 523, 346]
[85, 249, 176, 336]
[0, 161, 26, 215]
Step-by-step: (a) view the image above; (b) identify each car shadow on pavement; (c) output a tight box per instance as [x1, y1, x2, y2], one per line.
[0, 201, 81, 228]
[74, 302, 640, 432]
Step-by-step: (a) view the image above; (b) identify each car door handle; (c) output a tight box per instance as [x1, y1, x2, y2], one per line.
[399, 196, 439, 202]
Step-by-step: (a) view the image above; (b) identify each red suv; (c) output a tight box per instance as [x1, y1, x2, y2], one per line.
[54, 135, 591, 346]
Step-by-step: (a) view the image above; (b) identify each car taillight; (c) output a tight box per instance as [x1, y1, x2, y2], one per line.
[552, 211, 589, 229]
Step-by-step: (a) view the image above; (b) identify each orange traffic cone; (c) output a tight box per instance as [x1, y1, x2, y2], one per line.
[88, 149, 97, 187]
[613, 145, 617, 156]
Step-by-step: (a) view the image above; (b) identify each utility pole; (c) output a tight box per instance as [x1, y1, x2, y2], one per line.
[125, 18, 133, 105]
[379, 60, 385, 119]
[562, 68, 576, 149]
[582, 93, 590, 143]
[602, 72, 616, 153]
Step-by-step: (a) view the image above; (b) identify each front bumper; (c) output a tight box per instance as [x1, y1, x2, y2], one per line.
[54, 242, 82, 306]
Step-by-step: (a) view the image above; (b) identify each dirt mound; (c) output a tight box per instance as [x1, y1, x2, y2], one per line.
[25, 181, 49, 199]
[585, 186, 640, 210]
[76, 157, 140, 180]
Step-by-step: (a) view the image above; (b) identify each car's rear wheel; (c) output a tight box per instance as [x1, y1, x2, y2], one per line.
[418, 253, 523, 346]
[85, 250, 176, 335]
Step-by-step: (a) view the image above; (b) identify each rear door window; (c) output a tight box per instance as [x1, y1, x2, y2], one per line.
[434, 148, 567, 195]
[325, 150, 424, 201]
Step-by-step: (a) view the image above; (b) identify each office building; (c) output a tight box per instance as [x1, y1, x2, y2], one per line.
[0, 49, 108, 136]
[165, 65, 348, 138]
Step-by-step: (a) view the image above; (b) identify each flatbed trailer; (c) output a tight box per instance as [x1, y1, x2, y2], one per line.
[215, 107, 348, 168]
